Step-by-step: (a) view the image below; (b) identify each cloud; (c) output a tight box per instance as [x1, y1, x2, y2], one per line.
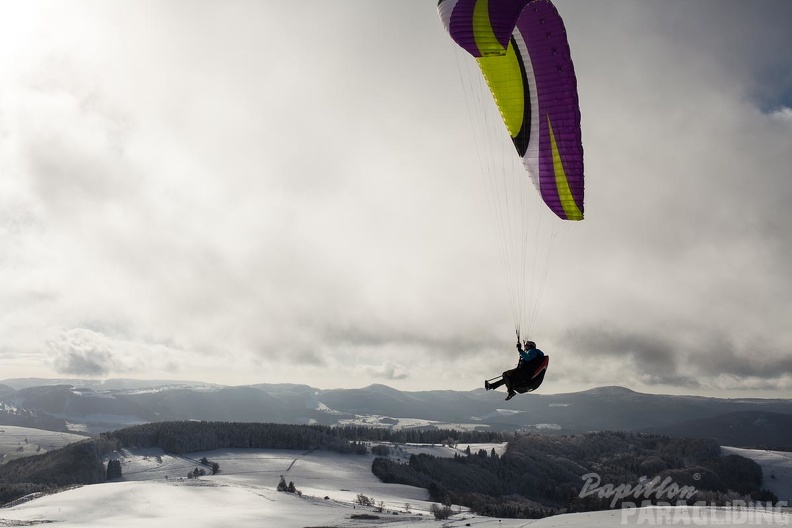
[2, 2, 791, 395]
[359, 361, 410, 381]
[48, 328, 125, 377]
[772, 107, 792, 122]
[45, 327, 188, 378]
[561, 325, 792, 392]
[685, 335, 792, 380]
[564, 326, 680, 378]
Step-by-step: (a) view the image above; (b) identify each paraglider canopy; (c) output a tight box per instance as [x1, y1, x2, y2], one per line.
[438, 0, 584, 221]
[438, 0, 585, 339]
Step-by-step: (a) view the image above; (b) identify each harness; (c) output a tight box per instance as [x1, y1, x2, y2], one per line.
[512, 355, 550, 393]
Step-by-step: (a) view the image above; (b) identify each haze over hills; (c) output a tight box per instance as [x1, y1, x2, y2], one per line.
[0, 378, 219, 391]
[1, 379, 791, 448]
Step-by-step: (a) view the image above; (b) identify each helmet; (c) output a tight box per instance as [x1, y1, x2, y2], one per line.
[524, 340, 536, 349]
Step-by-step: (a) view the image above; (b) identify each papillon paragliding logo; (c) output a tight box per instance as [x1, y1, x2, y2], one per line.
[579, 472, 698, 508]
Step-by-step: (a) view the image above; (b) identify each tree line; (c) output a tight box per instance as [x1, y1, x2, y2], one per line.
[371, 431, 778, 519]
[0, 437, 118, 506]
[0, 420, 505, 505]
[104, 421, 364, 454]
[102, 421, 505, 454]
[7, 421, 774, 520]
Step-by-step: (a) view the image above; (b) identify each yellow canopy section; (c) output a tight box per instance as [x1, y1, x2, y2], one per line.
[476, 43, 525, 141]
[472, 0, 507, 56]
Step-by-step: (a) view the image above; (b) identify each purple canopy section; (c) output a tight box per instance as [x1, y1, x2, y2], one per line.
[516, 0, 584, 219]
[439, 0, 531, 57]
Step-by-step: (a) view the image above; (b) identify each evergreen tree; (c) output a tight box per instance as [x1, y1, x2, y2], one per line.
[106, 459, 122, 480]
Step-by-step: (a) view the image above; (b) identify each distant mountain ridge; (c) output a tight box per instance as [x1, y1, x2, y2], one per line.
[1, 379, 791, 448]
[0, 378, 218, 391]
[640, 410, 792, 450]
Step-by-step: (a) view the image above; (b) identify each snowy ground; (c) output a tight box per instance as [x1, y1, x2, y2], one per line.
[380, 441, 509, 463]
[1, 444, 790, 527]
[722, 446, 792, 502]
[337, 415, 487, 432]
[2, 482, 788, 528]
[0, 425, 86, 464]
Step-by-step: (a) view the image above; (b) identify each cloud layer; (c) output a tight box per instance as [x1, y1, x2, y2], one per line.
[1, 1, 790, 395]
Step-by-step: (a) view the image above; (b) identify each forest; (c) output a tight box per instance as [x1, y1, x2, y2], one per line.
[102, 420, 505, 453]
[1, 421, 779, 518]
[0, 436, 116, 505]
[372, 431, 778, 518]
[0, 421, 502, 505]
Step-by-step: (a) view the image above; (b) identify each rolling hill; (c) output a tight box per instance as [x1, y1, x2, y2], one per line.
[1, 379, 791, 449]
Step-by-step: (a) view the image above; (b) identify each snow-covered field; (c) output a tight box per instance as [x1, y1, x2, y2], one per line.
[1, 443, 790, 527]
[723, 446, 792, 502]
[337, 414, 491, 432]
[0, 425, 86, 464]
[2, 482, 788, 528]
[382, 441, 508, 462]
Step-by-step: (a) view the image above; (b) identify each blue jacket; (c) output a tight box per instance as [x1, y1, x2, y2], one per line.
[519, 347, 544, 363]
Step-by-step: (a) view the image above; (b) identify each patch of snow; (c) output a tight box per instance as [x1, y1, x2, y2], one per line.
[494, 408, 523, 416]
[379, 442, 508, 462]
[70, 389, 115, 399]
[0, 402, 20, 413]
[113, 384, 217, 396]
[722, 446, 792, 502]
[0, 426, 86, 464]
[336, 415, 486, 432]
[53, 413, 147, 425]
[65, 422, 90, 433]
[61, 414, 149, 435]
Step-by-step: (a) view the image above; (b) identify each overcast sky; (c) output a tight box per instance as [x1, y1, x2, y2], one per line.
[1, 1, 791, 397]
